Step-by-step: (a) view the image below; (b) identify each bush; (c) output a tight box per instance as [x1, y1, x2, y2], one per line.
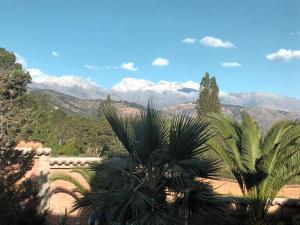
[293, 215, 300, 225]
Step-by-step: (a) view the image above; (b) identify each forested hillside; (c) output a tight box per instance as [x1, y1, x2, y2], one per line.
[29, 89, 144, 118]
[27, 92, 125, 156]
[27, 89, 300, 156]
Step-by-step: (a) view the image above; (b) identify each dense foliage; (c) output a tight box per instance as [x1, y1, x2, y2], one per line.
[28, 94, 123, 156]
[74, 102, 229, 225]
[0, 48, 46, 225]
[197, 72, 221, 117]
[208, 112, 300, 225]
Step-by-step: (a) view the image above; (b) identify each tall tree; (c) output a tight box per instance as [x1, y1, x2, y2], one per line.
[210, 77, 222, 113]
[97, 94, 112, 120]
[208, 112, 300, 225]
[0, 48, 46, 225]
[197, 73, 221, 117]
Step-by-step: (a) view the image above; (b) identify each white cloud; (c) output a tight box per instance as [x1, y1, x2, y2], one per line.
[27, 68, 48, 83]
[14, 53, 28, 68]
[52, 51, 59, 56]
[266, 49, 300, 61]
[221, 62, 242, 67]
[200, 36, 235, 48]
[152, 57, 170, 67]
[121, 62, 138, 71]
[182, 37, 196, 44]
[100, 66, 119, 70]
[85, 65, 99, 70]
[28, 68, 99, 89]
[290, 32, 300, 36]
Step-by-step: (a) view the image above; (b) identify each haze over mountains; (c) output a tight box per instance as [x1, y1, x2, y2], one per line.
[29, 76, 300, 112]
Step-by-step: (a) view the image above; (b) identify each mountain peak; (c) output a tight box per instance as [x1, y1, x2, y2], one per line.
[112, 77, 199, 93]
[29, 68, 101, 90]
[29, 75, 300, 112]
[112, 77, 154, 92]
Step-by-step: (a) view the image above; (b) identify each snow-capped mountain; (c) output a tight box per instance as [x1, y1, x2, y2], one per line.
[28, 73, 300, 112]
[109, 77, 200, 107]
[112, 77, 199, 93]
[219, 92, 300, 112]
[28, 68, 108, 99]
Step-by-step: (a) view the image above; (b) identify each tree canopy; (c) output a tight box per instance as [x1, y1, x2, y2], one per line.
[0, 48, 46, 225]
[197, 73, 222, 117]
[28, 93, 123, 157]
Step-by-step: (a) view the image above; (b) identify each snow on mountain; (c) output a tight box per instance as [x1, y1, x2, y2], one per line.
[112, 77, 199, 93]
[29, 68, 100, 89]
[112, 78, 154, 92]
[28, 74, 300, 112]
[28, 68, 108, 99]
[220, 92, 300, 112]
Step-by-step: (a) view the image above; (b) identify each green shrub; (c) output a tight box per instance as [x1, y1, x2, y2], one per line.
[60, 139, 80, 156]
[293, 215, 300, 225]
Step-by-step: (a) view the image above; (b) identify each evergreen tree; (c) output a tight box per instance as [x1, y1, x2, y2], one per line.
[197, 72, 221, 117]
[97, 101, 104, 119]
[95, 94, 124, 157]
[210, 77, 222, 113]
[29, 92, 123, 157]
[0, 48, 46, 225]
[97, 94, 112, 119]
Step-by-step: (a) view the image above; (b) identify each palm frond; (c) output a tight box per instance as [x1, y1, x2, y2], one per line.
[140, 210, 180, 225]
[240, 112, 261, 172]
[71, 167, 93, 183]
[130, 101, 168, 167]
[50, 173, 88, 193]
[74, 101, 230, 224]
[209, 112, 300, 225]
[72, 190, 109, 213]
[103, 102, 133, 152]
[88, 158, 138, 190]
[261, 121, 294, 154]
[170, 182, 231, 222]
[168, 114, 212, 162]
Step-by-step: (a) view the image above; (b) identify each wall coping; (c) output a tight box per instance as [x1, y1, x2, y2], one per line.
[16, 146, 51, 156]
[50, 157, 101, 167]
[223, 197, 300, 206]
[202, 177, 300, 189]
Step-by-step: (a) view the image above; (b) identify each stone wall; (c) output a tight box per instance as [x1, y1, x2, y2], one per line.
[17, 142, 300, 225]
[49, 158, 100, 225]
[201, 178, 300, 198]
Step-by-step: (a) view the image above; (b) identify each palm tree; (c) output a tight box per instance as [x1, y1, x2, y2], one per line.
[74, 102, 230, 225]
[208, 112, 300, 225]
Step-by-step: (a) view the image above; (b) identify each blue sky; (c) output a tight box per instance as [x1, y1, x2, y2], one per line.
[1, 0, 300, 98]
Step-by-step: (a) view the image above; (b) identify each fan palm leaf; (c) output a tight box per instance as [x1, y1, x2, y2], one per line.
[73, 101, 229, 225]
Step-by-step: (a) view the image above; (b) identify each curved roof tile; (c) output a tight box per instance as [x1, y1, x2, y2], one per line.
[50, 157, 101, 166]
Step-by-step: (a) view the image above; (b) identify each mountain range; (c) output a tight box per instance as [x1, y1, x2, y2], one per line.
[29, 89, 300, 131]
[29, 76, 300, 112]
